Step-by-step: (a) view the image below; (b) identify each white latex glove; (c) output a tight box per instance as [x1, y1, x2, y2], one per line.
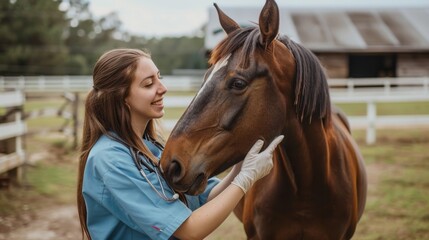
[231, 135, 284, 193]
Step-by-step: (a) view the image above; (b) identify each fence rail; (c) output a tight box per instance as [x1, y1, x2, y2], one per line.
[0, 75, 204, 92]
[1, 75, 428, 94]
[1, 76, 428, 145]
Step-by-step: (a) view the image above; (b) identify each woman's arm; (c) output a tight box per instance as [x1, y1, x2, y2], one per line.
[173, 136, 284, 240]
[174, 184, 244, 240]
[206, 161, 242, 201]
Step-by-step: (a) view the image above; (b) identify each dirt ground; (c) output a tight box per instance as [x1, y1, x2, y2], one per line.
[0, 145, 82, 240]
[0, 205, 81, 240]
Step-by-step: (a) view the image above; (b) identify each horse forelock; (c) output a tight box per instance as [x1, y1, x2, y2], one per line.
[209, 27, 260, 69]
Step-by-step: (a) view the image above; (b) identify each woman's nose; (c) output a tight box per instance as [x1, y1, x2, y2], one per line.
[158, 81, 167, 94]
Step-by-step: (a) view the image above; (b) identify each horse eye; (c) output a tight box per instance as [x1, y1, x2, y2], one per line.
[229, 79, 248, 90]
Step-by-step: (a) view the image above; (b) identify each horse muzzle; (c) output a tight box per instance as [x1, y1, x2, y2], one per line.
[163, 158, 209, 195]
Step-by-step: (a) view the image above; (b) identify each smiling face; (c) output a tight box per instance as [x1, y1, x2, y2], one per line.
[125, 57, 167, 134]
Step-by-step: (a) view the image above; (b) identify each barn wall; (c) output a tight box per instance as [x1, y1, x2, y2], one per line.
[397, 53, 429, 77]
[316, 53, 348, 78]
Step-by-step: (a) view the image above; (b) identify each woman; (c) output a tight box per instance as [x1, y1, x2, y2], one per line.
[77, 48, 283, 240]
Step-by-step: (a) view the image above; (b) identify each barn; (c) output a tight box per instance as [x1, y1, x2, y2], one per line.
[204, 6, 429, 79]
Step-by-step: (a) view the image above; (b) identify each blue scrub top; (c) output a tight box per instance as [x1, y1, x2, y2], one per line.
[82, 134, 220, 240]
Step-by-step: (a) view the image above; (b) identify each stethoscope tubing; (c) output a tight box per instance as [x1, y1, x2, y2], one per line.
[129, 137, 179, 202]
[108, 133, 179, 202]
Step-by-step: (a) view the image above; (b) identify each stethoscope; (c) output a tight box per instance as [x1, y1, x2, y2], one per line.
[128, 135, 179, 202]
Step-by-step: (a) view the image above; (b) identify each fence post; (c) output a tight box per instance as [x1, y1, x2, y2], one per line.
[72, 92, 79, 149]
[347, 80, 354, 94]
[366, 101, 376, 145]
[0, 91, 26, 187]
[424, 78, 428, 94]
[18, 76, 25, 91]
[64, 76, 70, 90]
[38, 76, 45, 90]
[10, 110, 25, 185]
[384, 79, 390, 94]
[15, 111, 24, 157]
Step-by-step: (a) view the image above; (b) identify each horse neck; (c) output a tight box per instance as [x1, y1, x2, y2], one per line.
[276, 118, 332, 193]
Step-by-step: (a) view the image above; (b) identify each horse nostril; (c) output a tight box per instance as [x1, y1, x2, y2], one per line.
[168, 160, 184, 184]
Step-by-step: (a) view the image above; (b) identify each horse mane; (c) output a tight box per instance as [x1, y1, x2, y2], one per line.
[209, 27, 331, 125]
[278, 36, 331, 124]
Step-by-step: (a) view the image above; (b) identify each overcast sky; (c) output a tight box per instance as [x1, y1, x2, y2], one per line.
[88, 0, 429, 37]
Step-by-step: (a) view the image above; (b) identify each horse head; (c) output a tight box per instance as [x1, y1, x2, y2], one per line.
[160, 0, 330, 195]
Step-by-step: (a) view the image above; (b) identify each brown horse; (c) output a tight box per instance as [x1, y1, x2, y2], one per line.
[160, 0, 367, 239]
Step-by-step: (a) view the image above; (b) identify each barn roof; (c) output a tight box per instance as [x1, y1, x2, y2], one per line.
[205, 7, 429, 53]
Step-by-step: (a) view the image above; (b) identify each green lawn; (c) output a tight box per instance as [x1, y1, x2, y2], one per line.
[336, 102, 429, 116]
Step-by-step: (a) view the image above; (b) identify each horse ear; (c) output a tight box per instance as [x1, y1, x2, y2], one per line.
[214, 3, 240, 34]
[259, 0, 280, 49]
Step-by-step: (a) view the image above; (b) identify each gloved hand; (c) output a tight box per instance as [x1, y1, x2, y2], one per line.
[231, 135, 284, 193]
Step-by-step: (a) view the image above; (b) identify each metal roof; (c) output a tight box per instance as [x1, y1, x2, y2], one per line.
[205, 7, 429, 53]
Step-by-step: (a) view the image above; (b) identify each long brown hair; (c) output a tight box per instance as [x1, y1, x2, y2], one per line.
[77, 48, 163, 239]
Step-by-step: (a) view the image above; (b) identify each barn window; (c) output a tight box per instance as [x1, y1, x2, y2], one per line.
[348, 54, 397, 78]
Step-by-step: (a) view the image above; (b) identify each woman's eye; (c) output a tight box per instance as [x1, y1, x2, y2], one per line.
[230, 79, 248, 90]
[141, 80, 153, 87]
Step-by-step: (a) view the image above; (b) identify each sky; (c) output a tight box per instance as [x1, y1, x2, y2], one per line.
[88, 0, 429, 37]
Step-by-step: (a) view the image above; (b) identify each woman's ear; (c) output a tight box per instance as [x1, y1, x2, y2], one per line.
[124, 100, 131, 110]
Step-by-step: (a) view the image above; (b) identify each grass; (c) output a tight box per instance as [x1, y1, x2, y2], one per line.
[24, 161, 77, 204]
[352, 128, 429, 240]
[336, 102, 429, 116]
[1, 96, 429, 238]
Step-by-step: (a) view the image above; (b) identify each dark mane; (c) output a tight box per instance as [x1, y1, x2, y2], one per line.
[279, 36, 331, 124]
[209, 27, 331, 124]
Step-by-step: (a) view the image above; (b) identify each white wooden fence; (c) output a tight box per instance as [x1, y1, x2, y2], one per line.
[0, 91, 26, 183]
[0, 75, 204, 92]
[0, 76, 428, 145]
[329, 78, 429, 144]
[1, 75, 428, 94]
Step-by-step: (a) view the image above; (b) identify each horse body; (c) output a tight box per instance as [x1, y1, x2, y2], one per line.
[239, 113, 366, 239]
[160, 0, 367, 239]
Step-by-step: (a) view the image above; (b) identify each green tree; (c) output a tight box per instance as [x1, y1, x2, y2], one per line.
[0, 0, 208, 76]
[139, 36, 207, 75]
[0, 0, 69, 75]
[63, 0, 130, 74]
